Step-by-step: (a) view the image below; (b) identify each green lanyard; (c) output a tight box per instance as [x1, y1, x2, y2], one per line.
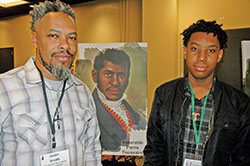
[188, 83, 210, 156]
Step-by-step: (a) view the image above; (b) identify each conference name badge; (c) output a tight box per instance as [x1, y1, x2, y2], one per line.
[40, 149, 70, 166]
[183, 158, 201, 166]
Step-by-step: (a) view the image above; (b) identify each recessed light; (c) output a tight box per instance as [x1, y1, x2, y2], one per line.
[0, 0, 29, 8]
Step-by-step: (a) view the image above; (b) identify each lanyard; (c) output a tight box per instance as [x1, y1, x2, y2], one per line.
[37, 69, 67, 149]
[188, 83, 210, 156]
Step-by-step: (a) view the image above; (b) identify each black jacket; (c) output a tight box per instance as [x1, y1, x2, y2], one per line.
[144, 77, 250, 166]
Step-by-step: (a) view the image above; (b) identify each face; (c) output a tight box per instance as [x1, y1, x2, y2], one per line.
[32, 12, 77, 80]
[92, 60, 129, 101]
[184, 32, 223, 82]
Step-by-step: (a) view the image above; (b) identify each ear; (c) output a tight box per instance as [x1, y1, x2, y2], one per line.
[184, 47, 187, 60]
[91, 69, 97, 83]
[217, 49, 224, 63]
[31, 31, 38, 48]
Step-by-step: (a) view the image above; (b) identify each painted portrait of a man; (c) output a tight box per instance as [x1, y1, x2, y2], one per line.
[75, 43, 147, 155]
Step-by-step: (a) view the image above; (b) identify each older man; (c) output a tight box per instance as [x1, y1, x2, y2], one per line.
[0, 1, 101, 165]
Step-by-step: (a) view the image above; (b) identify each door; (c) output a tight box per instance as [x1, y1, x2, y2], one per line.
[0, 47, 14, 73]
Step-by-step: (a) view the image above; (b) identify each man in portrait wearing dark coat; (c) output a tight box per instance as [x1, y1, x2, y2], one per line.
[91, 48, 146, 152]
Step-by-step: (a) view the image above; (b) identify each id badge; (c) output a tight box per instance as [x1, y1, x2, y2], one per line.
[40, 149, 70, 166]
[183, 158, 201, 166]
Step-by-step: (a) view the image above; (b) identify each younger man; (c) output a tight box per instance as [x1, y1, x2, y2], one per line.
[144, 20, 250, 166]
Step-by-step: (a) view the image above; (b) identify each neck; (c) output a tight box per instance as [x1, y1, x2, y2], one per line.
[35, 60, 61, 81]
[188, 73, 214, 100]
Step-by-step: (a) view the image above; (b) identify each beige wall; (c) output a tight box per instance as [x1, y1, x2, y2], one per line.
[73, 0, 142, 43]
[0, 15, 34, 67]
[142, 0, 179, 115]
[179, 0, 250, 33]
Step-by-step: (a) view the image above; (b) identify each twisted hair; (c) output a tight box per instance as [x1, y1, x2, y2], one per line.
[29, 0, 75, 31]
[181, 19, 228, 49]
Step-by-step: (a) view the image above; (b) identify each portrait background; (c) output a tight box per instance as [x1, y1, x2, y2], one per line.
[74, 42, 147, 156]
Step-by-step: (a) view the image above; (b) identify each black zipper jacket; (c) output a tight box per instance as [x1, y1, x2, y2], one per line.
[144, 77, 250, 166]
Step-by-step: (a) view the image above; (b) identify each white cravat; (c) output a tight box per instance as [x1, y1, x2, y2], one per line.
[97, 88, 129, 126]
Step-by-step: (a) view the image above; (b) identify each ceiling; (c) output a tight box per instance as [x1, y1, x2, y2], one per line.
[0, 0, 94, 19]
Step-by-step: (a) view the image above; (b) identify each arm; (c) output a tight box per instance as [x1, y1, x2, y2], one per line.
[144, 89, 165, 166]
[83, 114, 102, 166]
[83, 91, 102, 166]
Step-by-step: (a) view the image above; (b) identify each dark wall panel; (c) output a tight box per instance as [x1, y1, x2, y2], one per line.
[0, 47, 14, 73]
[217, 28, 250, 91]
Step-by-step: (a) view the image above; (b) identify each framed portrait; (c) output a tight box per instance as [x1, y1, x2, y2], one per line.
[75, 43, 147, 156]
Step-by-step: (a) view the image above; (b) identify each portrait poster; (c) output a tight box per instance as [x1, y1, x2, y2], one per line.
[75, 43, 147, 156]
[241, 40, 250, 96]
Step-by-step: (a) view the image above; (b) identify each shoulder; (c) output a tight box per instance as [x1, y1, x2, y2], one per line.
[70, 75, 97, 110]
[217, 80, 250, 117]
[154, 77, 184, 99]
[71, 75, 85, 84]
[0, 66, 24, 80]
[0, 66, 25, 92]
[219, 81, 249, 102]
[71, 75, 91, 92]
[156, 77, 183, 91]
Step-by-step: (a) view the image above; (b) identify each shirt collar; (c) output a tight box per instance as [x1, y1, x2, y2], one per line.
[24, 57, 81, 87]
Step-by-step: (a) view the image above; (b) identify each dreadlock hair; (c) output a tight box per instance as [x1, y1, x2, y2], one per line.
[181, 19, 228, 50]
[29, 0, 75, 32]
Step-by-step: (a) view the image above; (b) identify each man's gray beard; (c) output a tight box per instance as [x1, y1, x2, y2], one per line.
[40, 54, 72, 80]
[50, 63, 71, 80]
